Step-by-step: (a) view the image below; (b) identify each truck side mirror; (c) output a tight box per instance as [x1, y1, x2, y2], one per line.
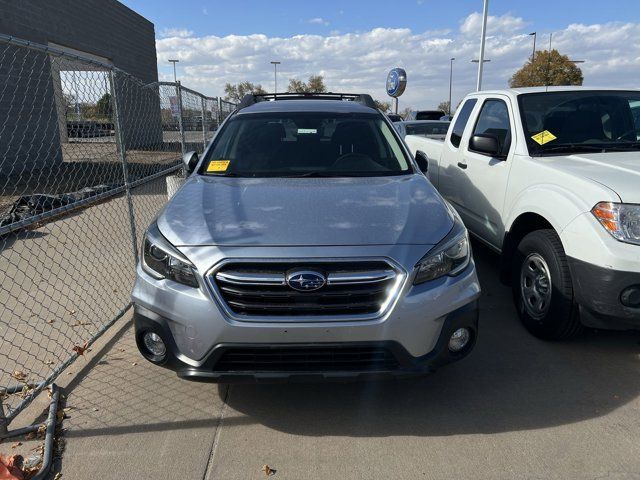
[182, 151, 199, 174]
[415, 151, 429, 174]
[469, 134, 502, 158]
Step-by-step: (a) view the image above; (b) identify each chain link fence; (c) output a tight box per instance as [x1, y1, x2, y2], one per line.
[0, 33, 235, 429]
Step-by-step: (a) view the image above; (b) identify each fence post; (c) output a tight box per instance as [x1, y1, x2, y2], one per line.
[217, 97, 223, 126]
[176, 81, 186, 156]
[110, 70, 139, 262]
[0, 400, 7, 435]
[201, 96, 207, 151]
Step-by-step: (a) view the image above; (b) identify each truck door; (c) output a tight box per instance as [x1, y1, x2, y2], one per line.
[458, 96, 514, 247]
[437, 98, 478, 218]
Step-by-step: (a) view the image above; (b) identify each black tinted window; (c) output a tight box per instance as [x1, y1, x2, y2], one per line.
[519, 91, 640, 155]
[202, 112, 411, 177]
[405, 122, 450, 136]
[473, 99, 512, 155]
[450, 99, 477, 148]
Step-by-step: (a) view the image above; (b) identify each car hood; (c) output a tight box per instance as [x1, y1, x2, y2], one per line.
[545, 152, 640, 203]
[157, 175, 453, 247]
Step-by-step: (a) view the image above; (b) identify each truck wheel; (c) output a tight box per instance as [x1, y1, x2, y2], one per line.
[512, 229, 583, 339]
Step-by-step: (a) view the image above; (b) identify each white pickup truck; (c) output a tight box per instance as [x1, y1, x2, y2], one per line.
[406, 87, 640, 339]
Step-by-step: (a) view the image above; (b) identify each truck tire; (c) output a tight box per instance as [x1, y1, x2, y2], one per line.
[512, 229, 583, 339]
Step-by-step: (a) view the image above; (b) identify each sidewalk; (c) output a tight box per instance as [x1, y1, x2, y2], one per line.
[52, 313, 227, 479]
[53, 245, 640, 479]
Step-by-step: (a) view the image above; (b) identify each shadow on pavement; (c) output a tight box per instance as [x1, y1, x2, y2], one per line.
[222, 241, 640, 437]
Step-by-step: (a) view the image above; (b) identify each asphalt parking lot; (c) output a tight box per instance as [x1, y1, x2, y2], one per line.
[54, 241, 640, 480]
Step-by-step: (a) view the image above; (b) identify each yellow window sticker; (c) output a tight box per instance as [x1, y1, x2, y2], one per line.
[531, 130, 557, 145]
[206, 160, 230, 172]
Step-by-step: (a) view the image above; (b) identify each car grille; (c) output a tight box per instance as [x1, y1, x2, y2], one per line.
[213, 346, 400, 372]
[210, 260, 402, 318]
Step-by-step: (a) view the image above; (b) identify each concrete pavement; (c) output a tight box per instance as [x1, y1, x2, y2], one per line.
[54, 243, 640, 479]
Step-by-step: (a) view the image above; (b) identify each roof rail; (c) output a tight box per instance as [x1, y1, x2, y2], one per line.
[237, 92, 378, 110]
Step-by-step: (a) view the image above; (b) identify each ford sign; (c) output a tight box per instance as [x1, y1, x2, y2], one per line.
[386, 68, 407, 98]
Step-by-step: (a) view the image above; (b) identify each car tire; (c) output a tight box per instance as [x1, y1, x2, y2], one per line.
[512, 229, 583, 340]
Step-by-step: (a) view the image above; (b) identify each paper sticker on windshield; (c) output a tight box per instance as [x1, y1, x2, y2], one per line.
[206, 160, 230, 172]
[297, 128, 317, 134]
[531, 130, 557, 145]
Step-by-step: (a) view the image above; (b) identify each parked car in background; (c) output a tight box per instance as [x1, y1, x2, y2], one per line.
[386, 113, 403, 122]
[405, 87, 640, 340]
[132, 92, 481, 382]
[394, 120, 450, 140]
[406, 110, 446, 121]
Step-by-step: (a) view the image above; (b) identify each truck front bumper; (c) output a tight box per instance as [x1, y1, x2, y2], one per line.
[569, 257, 640, 330]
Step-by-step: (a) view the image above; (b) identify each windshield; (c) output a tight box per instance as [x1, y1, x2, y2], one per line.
[201, 111, 412, 177]
[519, 90, 640, 156]
[405, 122, 450, 136]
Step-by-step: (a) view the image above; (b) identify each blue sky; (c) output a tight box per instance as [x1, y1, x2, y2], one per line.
[121, 0, 639, 38]
[119, 0, 640, 109]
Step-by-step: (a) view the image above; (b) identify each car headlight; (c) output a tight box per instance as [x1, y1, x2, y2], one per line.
[414, 217, 471, 285]
[592, 202, 640, 246]
[141, 222, 199, 287]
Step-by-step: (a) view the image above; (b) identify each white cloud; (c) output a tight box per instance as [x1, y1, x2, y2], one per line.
[202, 7, 208, 15]
[308, 17, 330, 26]
[156, 13, 640, 109]
[159, 28, 194, 38]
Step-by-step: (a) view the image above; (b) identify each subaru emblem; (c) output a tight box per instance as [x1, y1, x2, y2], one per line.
[286, 270, 326, 292]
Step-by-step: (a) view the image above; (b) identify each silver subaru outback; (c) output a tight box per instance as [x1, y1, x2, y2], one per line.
[132, 93, 481, 382]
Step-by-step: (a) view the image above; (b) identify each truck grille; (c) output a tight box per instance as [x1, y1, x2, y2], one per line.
[210, 260, 403, 319]
[213, 346, 400, 372]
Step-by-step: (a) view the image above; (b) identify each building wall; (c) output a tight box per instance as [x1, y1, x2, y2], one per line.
[0, 0, 161, 177]
[0, 0, 157, 83]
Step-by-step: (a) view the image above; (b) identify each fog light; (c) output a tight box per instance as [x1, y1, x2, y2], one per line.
[448, 328, 471, 353]
[143, 332, 166, 357]
[621, 286, 640, 308]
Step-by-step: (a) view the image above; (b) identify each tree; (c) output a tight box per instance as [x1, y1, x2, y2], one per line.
[374, 99, 391, 112]
[307, 74, 327, 93]
[287, 74, 327, 93]
[400, 106, 412, 119]
[509, 49, 583, 88]
[437, 101, 451, 115]
[96, 93, 113, 117]
[224, 81, 266, 103]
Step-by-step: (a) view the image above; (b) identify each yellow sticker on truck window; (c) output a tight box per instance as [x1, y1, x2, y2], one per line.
[531, 130, 557, 145]
[206, 160, 230, 172]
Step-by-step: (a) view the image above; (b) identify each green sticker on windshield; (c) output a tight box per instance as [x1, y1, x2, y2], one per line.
[531, 130, 557, 145]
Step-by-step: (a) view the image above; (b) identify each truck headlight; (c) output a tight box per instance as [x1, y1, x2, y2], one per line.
[414, 218, 470, 284]
[141, 222, 199, 287]
[592, 202, 640, 246]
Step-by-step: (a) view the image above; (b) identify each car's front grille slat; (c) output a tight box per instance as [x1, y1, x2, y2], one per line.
[214, 346, 400, 372]
[212, 260, 401, 318]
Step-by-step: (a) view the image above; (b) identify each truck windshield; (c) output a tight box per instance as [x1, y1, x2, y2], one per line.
[201, 112, 412, 177]
[519, 90, 640, 156]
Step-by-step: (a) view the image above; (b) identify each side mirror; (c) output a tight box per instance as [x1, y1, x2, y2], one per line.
[468, 134, 502, 158]
[182, 151, 199, 174]
[415, 150, 429, 174]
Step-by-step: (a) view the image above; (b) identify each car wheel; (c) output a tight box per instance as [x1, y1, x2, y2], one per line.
[512, 229, 583, 340]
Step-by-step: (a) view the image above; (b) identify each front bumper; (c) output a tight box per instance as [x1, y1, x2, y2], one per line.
[133, 299, 479, 382]
[569, 257, 640, 330]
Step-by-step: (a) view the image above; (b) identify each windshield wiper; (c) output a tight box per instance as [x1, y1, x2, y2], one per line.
[532, 144, 606, 156]
[280, 171, 342, 177]
[601, 142, 640, 152]
[206, 172, 245, 177]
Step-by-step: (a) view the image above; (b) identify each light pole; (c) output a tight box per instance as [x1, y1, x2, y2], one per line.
[168, 59, 179, 83]
[270, 61, 281, 94]
[529, 32, 537, 61]
[476, 0, 489, 91]
[448, 58, 455, 115]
